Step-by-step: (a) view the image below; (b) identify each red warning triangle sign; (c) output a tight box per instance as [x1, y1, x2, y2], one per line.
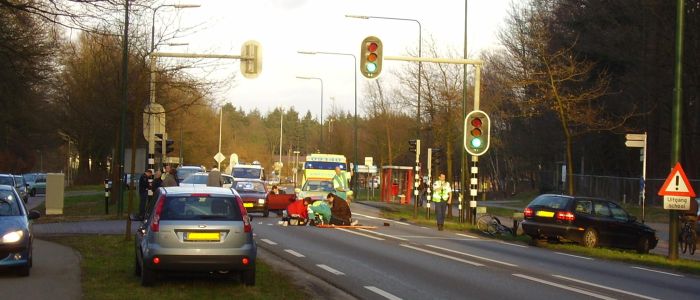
[658, 162, 696, 197]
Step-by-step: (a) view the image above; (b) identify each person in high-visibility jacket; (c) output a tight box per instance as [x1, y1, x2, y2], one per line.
[332, 166, 353, 201]
[432, 173, 452, 231]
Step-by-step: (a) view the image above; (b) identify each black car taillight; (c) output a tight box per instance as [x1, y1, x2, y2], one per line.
[524, 207, 534, 218]
[556, 211, 575, 222]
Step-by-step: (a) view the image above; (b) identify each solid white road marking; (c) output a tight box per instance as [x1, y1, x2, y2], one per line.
[631, 266, 684, 277]
[553, 274, 660, 300]
[284, 249, 305, 258]
[420, 226, 429, 229]
[456, 233, 479, 239]
[425, 244, 518, 267]
[317, 264, 345, 275]
[400, 244, 484, 266]
[336, 228, 385, 240]
[354, 213, 411, 225]
[365, 286, 402, 300]
[267, 223, 273, 226]
[358, 229, 408, 241]
[555, 252, 593, 260]
[512, 274, 615, 300]
[260, 239, 277, 245]
[499, 241, 528, 248]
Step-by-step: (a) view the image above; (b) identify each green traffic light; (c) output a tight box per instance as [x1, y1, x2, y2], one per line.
[366, 62, 377, 73]
[470, 137, 482, 148]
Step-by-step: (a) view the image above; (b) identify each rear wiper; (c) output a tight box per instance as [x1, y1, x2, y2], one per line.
[197, 215, 231, 220]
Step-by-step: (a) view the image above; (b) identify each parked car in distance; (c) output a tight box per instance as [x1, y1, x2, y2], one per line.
[131, 186, 256, 286]
[0, 185, 41, 276]
[232, 180, 269, 217]
[13, 175, 29, 203]
[521, 194, 658, 253]
[176, 165, 206, 183]
[179, 172, 233, 188]
[27, 174, 46, 196]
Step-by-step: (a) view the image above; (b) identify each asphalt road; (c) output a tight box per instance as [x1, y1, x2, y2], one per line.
[252, 203, 700, 300]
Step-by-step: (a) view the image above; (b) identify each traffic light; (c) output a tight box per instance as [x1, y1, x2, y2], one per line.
[165, 140, 175, 154]
[408, 139, 418, 153]
[360, 36, 383, 79]
[432, 148, 442, 167]
[240, 40, 262, 79]
[464, 110, 490, 156]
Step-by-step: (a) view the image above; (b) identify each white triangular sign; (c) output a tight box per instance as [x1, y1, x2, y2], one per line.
[664, 170, 690, 193]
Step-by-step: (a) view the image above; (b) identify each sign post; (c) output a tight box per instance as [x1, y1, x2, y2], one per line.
[658, 162, 696, 259]
[625, 132, 647, 221]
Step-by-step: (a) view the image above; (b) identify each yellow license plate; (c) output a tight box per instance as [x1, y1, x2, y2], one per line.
[536, 211, 555, 217]
[243, 203, 253, 208]
[186, 232, 220, 241]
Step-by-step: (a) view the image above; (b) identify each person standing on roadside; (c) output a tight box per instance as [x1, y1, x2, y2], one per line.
[207, 164, 223, 187]
[162, 165, 178, 187]
[137, 169, 152, 217]
[432, 173, 452, 231]
[152, 169, 163, 192]
[332, 166, 352, 201]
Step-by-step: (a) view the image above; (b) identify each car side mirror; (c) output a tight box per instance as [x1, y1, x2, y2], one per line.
[247, 215, 254, 222]
[28, 210, 41, 220]
[629, 216, 637, 223]
[129, 213, 144, 222]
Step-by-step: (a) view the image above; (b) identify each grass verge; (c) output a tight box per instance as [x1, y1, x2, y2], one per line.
[376, 202, 700, 275]
[34, 192, 131, 223]
[45, 235, 307, 300]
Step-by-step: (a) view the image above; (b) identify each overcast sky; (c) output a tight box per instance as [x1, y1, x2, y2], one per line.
[158, 0, 510, 119]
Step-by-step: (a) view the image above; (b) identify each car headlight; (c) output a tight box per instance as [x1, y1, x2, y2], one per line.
[258, 198, 265, 204]
[2, 230, 24, 243]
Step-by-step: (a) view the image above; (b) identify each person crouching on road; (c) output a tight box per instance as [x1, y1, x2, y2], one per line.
[307, 199, 331, 225]
[432, 173, 452, 231]
[327, 193, 358, 226]
[285, 197, 311, 225]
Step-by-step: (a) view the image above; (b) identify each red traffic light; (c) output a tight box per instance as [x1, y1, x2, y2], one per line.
[367, 42, 378, 52]
[471, 118, 482, 127]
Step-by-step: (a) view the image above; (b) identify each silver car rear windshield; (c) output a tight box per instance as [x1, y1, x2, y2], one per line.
[181, 174, 208, 185]
[161, 196, 242, 221]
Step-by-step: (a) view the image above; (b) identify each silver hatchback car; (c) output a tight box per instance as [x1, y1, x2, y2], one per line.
[132, 186, 256, 286]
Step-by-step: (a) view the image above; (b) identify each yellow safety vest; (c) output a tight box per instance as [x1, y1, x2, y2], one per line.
[432, 181, 451, 202]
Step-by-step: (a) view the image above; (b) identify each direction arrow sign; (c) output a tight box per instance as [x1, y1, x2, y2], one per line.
[625, 133, 646, 141]
[625, 140, 645, 148]
[658, 162, 696, 197]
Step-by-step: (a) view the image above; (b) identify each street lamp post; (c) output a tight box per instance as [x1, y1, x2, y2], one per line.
[293, 150, 300, 188]
[346, 15, 422, 141]
[296, 76, 324, 152]
[151, 4, 200, 52]
[297, 51, 358, 191]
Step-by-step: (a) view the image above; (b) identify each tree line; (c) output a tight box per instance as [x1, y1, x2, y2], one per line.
[0, 1, 697, 199]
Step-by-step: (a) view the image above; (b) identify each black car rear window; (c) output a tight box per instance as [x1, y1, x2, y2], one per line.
[529, 195, 571, 209]
[160, 196, 242, 221]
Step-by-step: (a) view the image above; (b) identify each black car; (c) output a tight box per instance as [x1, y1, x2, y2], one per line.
[521, 194, 658, 253]
[0, 185, 41, 276]
[232, 180, 269, 217]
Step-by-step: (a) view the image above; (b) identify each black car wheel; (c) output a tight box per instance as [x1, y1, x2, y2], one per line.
[637, 236, 651, 254]
[17, 264, 30, 277]
[134, 254, 142, 276]
[263, 207, 269, 218]
[140, 262, 156, 286]
[582, 228, 598, 248]
[242, 264, 256, 286]
[30, 189, 36, 197]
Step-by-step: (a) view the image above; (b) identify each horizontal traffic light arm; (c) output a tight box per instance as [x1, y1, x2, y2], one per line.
[385, 56, 483, 66]
[152, 52, 243, 60]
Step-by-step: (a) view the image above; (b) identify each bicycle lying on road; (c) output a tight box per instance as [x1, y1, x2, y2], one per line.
[476, 214, 513, 236]
[679, 217, 697, 255]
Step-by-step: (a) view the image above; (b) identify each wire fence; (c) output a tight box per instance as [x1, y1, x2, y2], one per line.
[539, 171, 700, 206]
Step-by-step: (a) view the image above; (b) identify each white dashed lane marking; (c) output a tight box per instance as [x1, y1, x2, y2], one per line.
[317, 264, 345, 275]
[365, 286, 402, 300]
[260, 239, 277, 245]
[284, 249, 305, 258]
